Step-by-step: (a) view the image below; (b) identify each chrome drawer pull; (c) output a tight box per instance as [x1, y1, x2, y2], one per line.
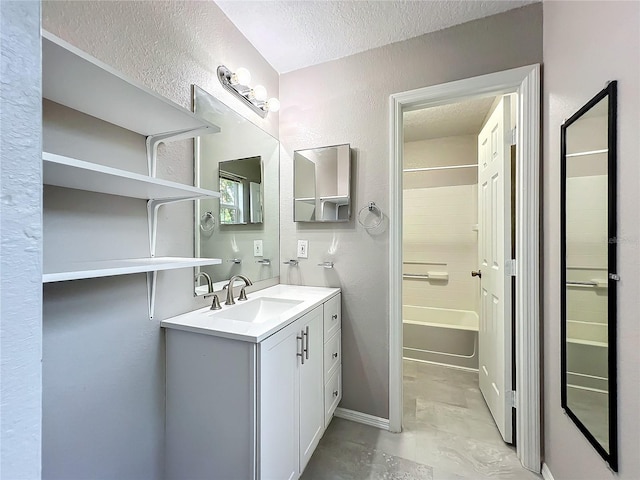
[333, 390, 339, 397]
[332, 352, 338, 358]
[332, 314, 338, 320]
[303, 326, 309, 360]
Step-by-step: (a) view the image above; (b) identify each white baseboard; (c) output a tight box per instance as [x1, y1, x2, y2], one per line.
[541, 463, 555, 480]
[334, 407, 390, 431]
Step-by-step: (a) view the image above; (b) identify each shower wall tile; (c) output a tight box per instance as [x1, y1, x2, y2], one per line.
[403, 183, 479, 313]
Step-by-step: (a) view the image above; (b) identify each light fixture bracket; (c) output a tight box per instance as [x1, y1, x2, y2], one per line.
[217, 65, 268, 118]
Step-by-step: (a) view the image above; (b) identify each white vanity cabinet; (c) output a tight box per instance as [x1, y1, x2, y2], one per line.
[260, 306, 324, 479]
[322, 294, 342, 427]
[164, 290, 342, 480]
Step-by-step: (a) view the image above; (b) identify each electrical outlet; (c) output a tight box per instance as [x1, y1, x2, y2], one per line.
[253, 240, 263, 257]
[297, 240, 308, 258]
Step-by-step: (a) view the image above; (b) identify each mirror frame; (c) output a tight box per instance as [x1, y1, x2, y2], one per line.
[560, 80, 617, 471]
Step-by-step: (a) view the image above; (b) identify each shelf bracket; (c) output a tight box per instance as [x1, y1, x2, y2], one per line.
[146, 271, 158, 320]
[146, 126, 217, 177]
[147, 196, 207, 257]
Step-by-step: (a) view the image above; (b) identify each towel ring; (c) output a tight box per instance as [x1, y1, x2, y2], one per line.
[200, 211, 215, 233]
[357, 202, 383, 230]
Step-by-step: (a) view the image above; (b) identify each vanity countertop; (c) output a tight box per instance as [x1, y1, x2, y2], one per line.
[161, 284, 340, 343]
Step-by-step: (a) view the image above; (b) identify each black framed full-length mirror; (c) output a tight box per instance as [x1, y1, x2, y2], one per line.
[560, 81, 617, 471]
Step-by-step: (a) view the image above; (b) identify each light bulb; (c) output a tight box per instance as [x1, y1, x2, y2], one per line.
[233, 67, 251, 86]
[252, 85, 267, 102]
[266, 97, 280, 112]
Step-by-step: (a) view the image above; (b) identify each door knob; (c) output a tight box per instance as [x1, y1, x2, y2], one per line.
[471, 270, 482, 278]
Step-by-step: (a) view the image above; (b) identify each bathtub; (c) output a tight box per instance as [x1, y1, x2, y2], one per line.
[403, 305, 479, 370]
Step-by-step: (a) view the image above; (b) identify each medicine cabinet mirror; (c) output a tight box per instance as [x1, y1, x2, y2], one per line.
[192, 85, 279, 294]
[561, 81, 617, 471]
[218, 156, 263, 225]
[294, 144, 351, 222]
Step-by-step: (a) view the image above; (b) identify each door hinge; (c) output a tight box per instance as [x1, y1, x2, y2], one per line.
[510, 127, 517, 146]
[505, 259, 516, 277]
[509, 390, 517, 408]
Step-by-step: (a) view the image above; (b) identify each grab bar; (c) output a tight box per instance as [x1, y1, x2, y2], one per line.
[403, 272, 448, 280]
[403, 261, 445, 266]
[566, 281, 598, 287]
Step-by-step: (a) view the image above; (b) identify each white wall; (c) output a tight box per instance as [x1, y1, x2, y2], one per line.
[403, 136, 478, 313]
[41, 2, 278, 478]
[543, 1, 640, 478]
[279, 4, 543, 419]
[0, 2, 43, 478]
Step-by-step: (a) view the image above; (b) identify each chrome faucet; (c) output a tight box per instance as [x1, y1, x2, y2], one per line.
[195, 271, 213, 294]
[225, 274, 253, 305]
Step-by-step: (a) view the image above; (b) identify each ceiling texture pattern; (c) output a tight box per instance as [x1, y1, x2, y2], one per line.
[403, 96, 496, 142]
[216, 0, 539, 73]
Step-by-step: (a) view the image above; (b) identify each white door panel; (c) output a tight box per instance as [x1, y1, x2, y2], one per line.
[477, 96, 513, 444]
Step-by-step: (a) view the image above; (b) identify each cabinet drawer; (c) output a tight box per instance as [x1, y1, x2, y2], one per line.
[323, 294, 341, 340]
[324, 329, 341, 379]
[324, 368, 341, 427]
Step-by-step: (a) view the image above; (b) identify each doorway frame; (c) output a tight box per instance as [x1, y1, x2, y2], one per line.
[388, 64, 541, 472]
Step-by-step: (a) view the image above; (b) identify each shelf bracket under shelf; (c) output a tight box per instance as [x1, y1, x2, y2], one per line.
[146, 126, 217, 177]
[146, 271, 158, 320]
[147, 197, 207, 257]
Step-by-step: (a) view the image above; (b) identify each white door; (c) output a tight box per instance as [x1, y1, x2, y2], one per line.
[477, 96, 513, 443]
[298, 307, 325, 473]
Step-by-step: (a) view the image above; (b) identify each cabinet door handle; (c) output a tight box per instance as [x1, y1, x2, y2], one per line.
[303, 326, 309, 360]
[296, 332, 305, 365]
[332, 314, 338, 320]
[333, 390, 339, 397]
[332, 352, 338, 359]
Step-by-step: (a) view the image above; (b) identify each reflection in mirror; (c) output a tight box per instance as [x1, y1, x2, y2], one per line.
[561, 81, 617, 471]
[193, 85, 279, 295]
[294, 144, 351, 222]
[219, 156, 263, 225]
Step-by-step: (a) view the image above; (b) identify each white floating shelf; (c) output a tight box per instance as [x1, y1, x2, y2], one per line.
[43, 152, 220, 200]
[43, 257, 222, 283]
[42, 30, 220, 137]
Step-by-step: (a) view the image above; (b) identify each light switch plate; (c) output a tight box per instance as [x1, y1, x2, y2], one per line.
[297, 240, 308, 258]
[254, 240, 263, 257]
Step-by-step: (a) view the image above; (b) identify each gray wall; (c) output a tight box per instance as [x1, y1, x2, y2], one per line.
[41, 1, 278, 478]
[543, 1, 640, 478]
[279, 4, 543, 419]
[0, 1, 43, 478]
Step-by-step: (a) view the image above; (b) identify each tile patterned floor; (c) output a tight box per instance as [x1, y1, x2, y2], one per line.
[301, 360, 542, 480]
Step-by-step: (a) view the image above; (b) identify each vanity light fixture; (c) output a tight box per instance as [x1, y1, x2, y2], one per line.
[217, 65, 280, 118]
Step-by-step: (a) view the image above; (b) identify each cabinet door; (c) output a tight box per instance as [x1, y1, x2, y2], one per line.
[260, 323, 299, 480]
[298, 306, 325, 472]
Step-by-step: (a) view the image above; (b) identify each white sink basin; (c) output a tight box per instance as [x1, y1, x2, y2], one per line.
[217, 297, 304, 323]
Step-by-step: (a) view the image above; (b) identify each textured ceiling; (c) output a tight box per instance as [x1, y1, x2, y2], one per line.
[215, 0, 539, 73]
[403, 96, 496, 142]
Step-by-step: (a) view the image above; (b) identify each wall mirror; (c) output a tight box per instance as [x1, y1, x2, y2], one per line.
[193, 85, 279, 294]
[561, 81, 617, 471]
[294, 144, 351, 222]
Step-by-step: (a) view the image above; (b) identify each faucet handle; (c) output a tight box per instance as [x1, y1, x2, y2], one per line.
[209, 294, 222, 310]
[238, 287, 248, 301]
